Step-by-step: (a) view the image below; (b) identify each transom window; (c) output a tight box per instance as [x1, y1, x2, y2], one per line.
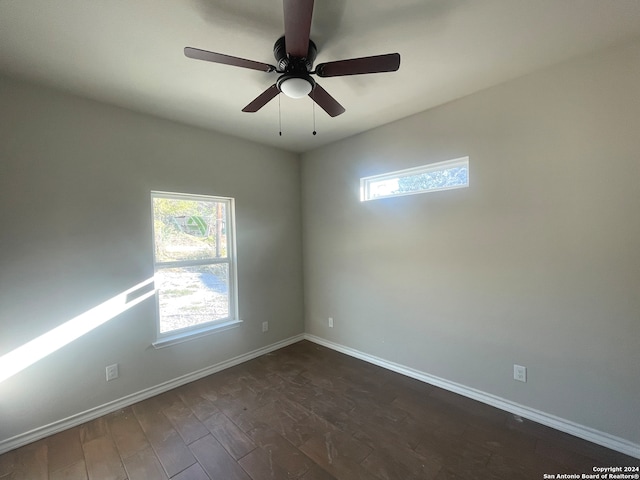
[360, 157, 469, 201]
[151, 191, 239, 345]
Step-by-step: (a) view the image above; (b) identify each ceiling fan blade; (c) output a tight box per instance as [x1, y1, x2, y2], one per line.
[283, 0, 314, 58]
[184, 47, 276, 72]
[315, 53, 401, 77]
[242, 84, 280, 112]
[309, 83, 345, 117]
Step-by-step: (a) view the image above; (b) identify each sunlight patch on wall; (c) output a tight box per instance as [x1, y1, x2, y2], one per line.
[0, 278, 156, 384]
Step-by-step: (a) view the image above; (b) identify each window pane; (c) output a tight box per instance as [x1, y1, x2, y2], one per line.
[153, 197, 228, 262]
[156, 264, 230, 333]
[395, 166, 468, 194]
[361, 157, 469, 201]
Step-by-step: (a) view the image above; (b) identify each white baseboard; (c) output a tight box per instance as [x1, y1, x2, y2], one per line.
[3, 332, 638, 460]
[304, 334, 640, 459]
[0, 334, 305, 455]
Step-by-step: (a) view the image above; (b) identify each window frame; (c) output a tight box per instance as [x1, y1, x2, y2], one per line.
[360, 156, 469, 201]
[150, 191, 240, 348]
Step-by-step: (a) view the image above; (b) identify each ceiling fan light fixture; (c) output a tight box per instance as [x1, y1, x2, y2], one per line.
[279, 76, 313, 99]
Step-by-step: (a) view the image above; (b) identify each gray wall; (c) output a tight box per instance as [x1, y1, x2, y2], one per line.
[302, 39, 640, 444]
[0, 76, 303, 443]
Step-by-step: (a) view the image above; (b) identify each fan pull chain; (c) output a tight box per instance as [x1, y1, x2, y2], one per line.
[278, 94, 282, 136]
[312, 90, 317, 136]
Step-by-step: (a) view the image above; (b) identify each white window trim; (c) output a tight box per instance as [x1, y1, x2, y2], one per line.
[152, 318, 242, 348]
[150, 191, 240, 348]
[360, 156, 469, 201]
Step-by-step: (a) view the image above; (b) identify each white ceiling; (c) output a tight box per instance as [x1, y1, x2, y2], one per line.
[2, 0, 640, 153]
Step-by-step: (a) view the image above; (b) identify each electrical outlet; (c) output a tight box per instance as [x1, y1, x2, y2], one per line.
[513, 364, 527, 382]
[106, 364, 119, 382]
[262, 321, 269, 332]
[328, 317, 333, 328]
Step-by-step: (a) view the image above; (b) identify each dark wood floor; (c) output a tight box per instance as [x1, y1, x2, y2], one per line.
[0, 340, 637, 479]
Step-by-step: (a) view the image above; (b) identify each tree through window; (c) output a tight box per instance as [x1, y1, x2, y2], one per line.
[151, 191, 238, 340]
[360, 157, 469, 201]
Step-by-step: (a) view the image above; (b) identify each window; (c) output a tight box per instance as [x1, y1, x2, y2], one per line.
[151, 191, 239, 345]
[360, 156, 469, 201]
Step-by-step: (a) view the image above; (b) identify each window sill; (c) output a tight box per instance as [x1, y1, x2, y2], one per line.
[152, 319, 243, 349]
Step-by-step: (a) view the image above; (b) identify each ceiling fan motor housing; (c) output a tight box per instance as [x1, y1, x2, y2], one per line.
[273, 36, 317, 73]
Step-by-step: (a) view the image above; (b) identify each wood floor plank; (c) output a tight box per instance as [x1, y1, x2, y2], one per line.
[122, 446, 168, 480]
[171, 462, 211, 480]
[9, 441, 48, 480]
[213, 387, 280, 421]
[163, 399, 209, 445]
[382, 369, 435, 397]
[360, 450, 421, 480]
[436, 441, 494, 480]
[246, 424, 315, 478]
[535, 439, 599, 471]
[50, 460, 88, 480]
[251, 397, 335, 447]
[361, 439, 443, 480]
[232, 406, 268, 434]
[534, 428, 634, 467]
[79, 418, 110, 444]
[143, 427, 196, 477]
[486, 452, 564, 480]
[223, 384, 267, 411]
[299, 431, 376, 480]
[428, 388, 508, 429]
[348, 406, 424, 451]
[47, 426, 84, 474]
[391, 393, 467, 436]
[464, 423, 537, 459]
[200, 366, 256, 397]
[133, 399, 197, 477]
[107, 407, 150, 459]
[237, 447, 291, 480]
[177, 382, 221, 421]
[0, 449, 16, 476]
[278, 380, 357, 431]
[82, 436, 126, 480]
[300, 464, 338, 480]
[203, 411, 256, 459]
[189, 435, 251, 480]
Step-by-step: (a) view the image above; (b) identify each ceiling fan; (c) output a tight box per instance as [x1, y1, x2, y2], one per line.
[184, 0, 400, 117]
